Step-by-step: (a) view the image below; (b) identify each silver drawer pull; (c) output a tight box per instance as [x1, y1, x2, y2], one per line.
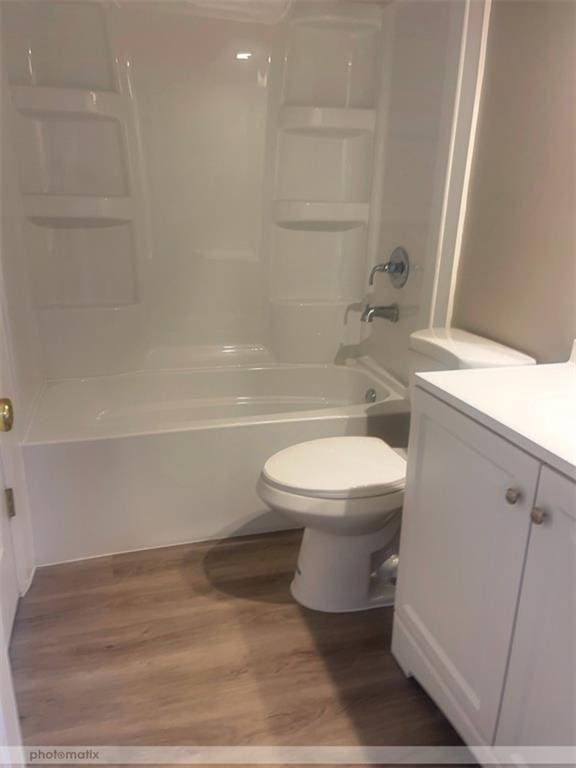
[505, 488, 521, 505]
[531, 507, 547, 525]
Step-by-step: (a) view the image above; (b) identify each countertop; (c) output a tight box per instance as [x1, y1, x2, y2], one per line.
[415, 344, 576, 480]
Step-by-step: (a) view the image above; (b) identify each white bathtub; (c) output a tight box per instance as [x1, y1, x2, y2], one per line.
[23, 360, 408, 565]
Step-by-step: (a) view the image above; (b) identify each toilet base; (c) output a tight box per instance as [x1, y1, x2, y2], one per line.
[291, 512, 401, 613]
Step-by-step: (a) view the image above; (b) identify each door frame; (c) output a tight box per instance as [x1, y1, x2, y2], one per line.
[0, 64, 36, 599]
[0, 258, 25, 760]
[427, 0, 492, 327]
[0, 8, 33, 759]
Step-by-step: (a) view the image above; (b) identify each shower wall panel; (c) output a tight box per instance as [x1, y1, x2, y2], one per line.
[366, 0, 465, 383]
[2, 1, 277, 377]
[114, 5, 275, 366]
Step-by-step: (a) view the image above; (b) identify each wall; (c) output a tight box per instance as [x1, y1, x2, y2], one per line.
[1, 1, 276, 378]
[366, 0, 464, 383]
[114, 4, 275, 367]
[2, 0, 143, 379]
[453, 0, 576, 363]
[268, 1, 386, 363]
[0, 77, 44, 422]
[0, 62, 44, 590]
[1, 0, 474, 383]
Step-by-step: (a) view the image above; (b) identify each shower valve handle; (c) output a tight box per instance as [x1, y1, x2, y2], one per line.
[369, 261, 405, 285]
[369, 247, 410, 288]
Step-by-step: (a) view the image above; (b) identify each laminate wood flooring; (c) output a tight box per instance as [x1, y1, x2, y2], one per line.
[10, 530, 465, 763]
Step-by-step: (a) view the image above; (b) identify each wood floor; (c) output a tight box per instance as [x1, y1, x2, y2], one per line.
[10, 530, 463, 753]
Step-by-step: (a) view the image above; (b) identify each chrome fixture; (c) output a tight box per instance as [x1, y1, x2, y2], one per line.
[369, 246, 410, 289]
[369, 260, 405, 284]
[364, 388, 377, 403]
[361, 303, 400, 323]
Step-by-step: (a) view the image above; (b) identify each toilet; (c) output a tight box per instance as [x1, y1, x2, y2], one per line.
[258, 328, 536, 613]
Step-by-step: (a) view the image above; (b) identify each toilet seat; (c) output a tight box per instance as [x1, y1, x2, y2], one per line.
[262, 436, 406, 500]
[258, 436, 406, 536]
[257, 476, 404, 534]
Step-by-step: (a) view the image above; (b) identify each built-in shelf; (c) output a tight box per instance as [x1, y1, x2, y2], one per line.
[25, 195, 133, 228]
[274, 201, 369, 232]
[11, 85, 124, 121]
[280, 106, 375, 138]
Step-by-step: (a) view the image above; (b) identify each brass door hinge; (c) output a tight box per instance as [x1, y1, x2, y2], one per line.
[5, 488, 15, 519]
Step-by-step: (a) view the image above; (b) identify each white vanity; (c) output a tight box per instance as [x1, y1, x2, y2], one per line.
[392, 343, 576, 764]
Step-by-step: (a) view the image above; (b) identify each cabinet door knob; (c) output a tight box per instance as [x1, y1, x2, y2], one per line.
[505, 488, 521, 505]
[531, 507, 547, 525]
[0, 398, 14, 432]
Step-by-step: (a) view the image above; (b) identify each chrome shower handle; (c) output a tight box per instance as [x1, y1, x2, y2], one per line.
[368, 246, 410, 288]
[369, 261, 406, 285]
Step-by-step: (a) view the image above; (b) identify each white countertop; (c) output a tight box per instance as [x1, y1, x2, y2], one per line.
[415, 348, 576, 480]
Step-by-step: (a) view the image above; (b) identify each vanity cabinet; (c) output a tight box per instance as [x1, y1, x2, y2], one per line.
[496, 465, 575, 751]
[392, 385, 576, 760]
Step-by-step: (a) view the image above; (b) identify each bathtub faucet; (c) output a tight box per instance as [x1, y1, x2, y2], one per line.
[361, 303, 400, 324]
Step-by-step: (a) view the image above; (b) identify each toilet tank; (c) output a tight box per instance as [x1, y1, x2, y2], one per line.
[408, 328, 536, 381]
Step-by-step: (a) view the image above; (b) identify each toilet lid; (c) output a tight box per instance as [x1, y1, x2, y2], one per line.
[262, 437, 406, 500]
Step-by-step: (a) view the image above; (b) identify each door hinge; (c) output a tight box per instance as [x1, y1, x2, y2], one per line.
[5, 488, 16, 519]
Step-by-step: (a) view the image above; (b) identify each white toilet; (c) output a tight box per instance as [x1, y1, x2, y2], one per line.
[258, 328, 536, 613]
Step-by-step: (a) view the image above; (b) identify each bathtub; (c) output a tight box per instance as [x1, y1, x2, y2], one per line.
[23, 360, 408, 565]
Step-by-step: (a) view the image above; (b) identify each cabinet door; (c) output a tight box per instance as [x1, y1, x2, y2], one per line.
[496, 466, 576, 755]
[393, 389, 540, 744]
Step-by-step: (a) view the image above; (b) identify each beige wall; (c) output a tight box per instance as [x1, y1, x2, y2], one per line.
[453, 0, 576, 363]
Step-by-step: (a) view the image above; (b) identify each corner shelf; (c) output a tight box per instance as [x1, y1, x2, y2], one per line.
[11, 85, 124, 121]
[274, 201, 369, 232]
[25, 195, 133, 228]
[280, 107, 375, 138]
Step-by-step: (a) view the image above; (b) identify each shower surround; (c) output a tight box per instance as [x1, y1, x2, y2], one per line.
[0, 0, 474, 564]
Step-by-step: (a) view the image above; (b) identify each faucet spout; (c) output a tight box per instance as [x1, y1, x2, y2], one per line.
[360, 303, 400, 324]
[361, 305, 376, 323]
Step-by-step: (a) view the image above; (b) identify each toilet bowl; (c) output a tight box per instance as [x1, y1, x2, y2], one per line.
[257, 436, 406, 612]
[258, 328, 537, 613]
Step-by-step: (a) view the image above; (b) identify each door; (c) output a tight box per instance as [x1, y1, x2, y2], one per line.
[0, 454, 20, 765]
[0, 382, 21, 762]
[0, 393, 21, 761]
[496, 465, 576, 758]
[0, 18, 27, 760]
[393, 388, 540, 744]
[0, 452, 18, 645]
